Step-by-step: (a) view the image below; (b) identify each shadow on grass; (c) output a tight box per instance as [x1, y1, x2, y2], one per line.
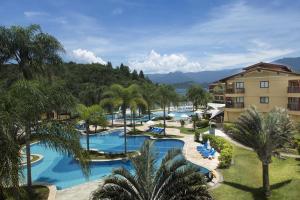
[223, 179, 292, 200]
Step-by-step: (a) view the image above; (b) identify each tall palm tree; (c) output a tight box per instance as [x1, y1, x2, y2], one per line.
[77, 104, 103, 151]
[92, 140, 212, 200]
[141, 83, 157, 120]
[0, 24, 64, 80]
[156, 85, 178, 135]
[100, 98, 117, 127]
[102, 84, 147, 154]
[235, 106, 293, 197]
[1, 80, 89, 193]
[186, 85, 206, 111]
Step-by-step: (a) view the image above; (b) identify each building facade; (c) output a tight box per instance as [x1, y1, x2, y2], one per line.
[210, 62, 300, 122]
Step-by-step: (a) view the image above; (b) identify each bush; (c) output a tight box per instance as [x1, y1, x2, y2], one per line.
[152, 116, 172, 121]
[180, 119, 185, 127]
[202, 134, 233, 168]
[223, 122, 237, 134]
[196, 119, 209, 128]
[194, 131, 200, 142]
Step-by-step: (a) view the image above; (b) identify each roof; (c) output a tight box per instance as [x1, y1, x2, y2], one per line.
[217, 62, 300, 82]
[243, 62, 292, 72]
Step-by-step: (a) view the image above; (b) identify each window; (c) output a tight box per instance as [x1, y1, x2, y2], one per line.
[260, 81, 269, 88]
[260, 97, 269, 104]
[235, 82, 244, 89]
[236, 97, 244, 103]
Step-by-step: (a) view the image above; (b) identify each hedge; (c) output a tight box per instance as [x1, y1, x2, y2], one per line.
[196, 119, 209, 128]
[223, 122, 238, 134]
[202, 134, 233, 168]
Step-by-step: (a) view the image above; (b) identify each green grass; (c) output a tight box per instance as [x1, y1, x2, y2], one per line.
[211, 145, 300, 200]
[88, 150, 139, 160]
[155, 123, 209, 135]
[4, 185, 49, 200]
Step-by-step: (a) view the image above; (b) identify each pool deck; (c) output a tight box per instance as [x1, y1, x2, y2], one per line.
[55, 122, 221, 200]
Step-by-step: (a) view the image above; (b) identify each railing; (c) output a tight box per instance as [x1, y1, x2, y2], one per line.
[226, 102, 244, 108]
[226, 88, 245, 94]
[287, 103, 300, 111]
[287, 86, 300, 93]
[213, 100, 225, 104]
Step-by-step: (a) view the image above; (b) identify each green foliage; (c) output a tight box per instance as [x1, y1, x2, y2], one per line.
[194, 131, 200, 142]
[196, 119, 209, 128]
[152, 116, 172, 121]
[91, 140, 212, 200]
[186, 84, 210, 110]
[180, 119, 185, 127]
[202, 134, 233, 168]
[223, 122, 237, 134]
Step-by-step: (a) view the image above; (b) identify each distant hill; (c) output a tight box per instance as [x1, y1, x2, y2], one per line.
[272, 57, 300, 72]
[146, 69, 239, 85]
[146, 57, 300, 91]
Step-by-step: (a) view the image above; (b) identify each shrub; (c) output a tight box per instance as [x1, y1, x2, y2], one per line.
[223, 122, 237, 134]
[194, 131, 200, 142]
[180, 119, 185, 127]
[196, 119, 209, 128]
[202, 134, 233, 168]
[152, 116, 172, 121]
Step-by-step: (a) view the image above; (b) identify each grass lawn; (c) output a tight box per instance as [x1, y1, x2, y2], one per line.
[211, 145, 300, 200]
[4, 185, 49, 200]
[156, 123, 209, 135]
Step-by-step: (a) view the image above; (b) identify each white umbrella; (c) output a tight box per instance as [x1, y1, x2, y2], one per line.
[146, 120, 155, 126]
[168, 113, 175, 117]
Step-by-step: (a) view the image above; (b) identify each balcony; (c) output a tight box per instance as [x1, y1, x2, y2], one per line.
[287, 103, 300, 111]
[226, 88, 245, 94]
[226, 102, 244, 108]
[287, 86, 300, 93]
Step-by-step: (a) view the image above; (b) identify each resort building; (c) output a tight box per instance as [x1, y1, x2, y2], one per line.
[210, 62, 300, 122]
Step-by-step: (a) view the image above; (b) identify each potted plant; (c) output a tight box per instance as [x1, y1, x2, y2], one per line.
[209, 122, 217, 135]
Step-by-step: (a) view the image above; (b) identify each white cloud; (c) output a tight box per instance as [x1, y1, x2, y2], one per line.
[112, 8, 123, 15]
[24, 11, 47, 18]
[129, 50, 203, 73]
[72, 49, 106, 64]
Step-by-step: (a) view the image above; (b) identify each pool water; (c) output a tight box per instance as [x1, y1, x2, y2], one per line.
[23, 131, 210, 190]
[152, 111, 194, 120]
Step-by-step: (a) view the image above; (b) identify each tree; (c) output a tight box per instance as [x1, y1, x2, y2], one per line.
[0, 80, 89, 194]
[0, 24, 64, 80]
[235, 106, 294, 197]
[156, 85, 178, 135]
[90, 109, 108, 133]
[92, 140, 212, 200]
[102, 84, 147, 154]
[100, 98, 117, 127]
[132, 69, 139, 80]
[139, 70, 145, 79]
[76, 104, 103, 151]
[141, 83, 157, 121]
[186, 85, 206, 111]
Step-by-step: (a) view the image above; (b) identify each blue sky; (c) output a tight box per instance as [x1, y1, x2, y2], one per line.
[1, 0, 300, 73]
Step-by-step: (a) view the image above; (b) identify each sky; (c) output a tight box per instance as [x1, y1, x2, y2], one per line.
[1, 0, 300, 74]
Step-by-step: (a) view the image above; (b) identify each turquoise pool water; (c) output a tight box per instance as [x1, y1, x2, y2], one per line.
[24, 131, 209, 189]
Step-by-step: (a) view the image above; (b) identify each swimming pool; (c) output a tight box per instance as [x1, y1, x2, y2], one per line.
[24, 131, 209, 189]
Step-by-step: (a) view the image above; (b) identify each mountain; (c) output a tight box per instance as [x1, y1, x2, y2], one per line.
[146, 57, 300, 92]
[272, 57, 300, 72]
[146, 69, 239, 84]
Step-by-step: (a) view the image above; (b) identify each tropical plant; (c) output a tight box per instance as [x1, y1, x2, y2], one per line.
[0, 80, 89, 195]
[141, 83, 157, 120]
[91, 140, 212, 200]
[191, 114, 199, 131]
[235, 106, 294, 197]
[76, 104, 103, 151]
[156, 85, 178, 135]
[100, 98, 117, 127]
[102, 84, 147, 154]
[186, 85, 206, 111]
[0, 24, 64, 80]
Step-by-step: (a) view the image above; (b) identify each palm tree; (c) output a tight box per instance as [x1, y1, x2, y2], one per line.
[0, 24, 64, 80]
[77, 104, 103, 151]
[91, 140, 212, 200]
[102, 84, 147, 154]
[1, 80, 89, 193]
[141, 83, 157, 120]
[90, 109, 108, 133]
[235, 106, 294, 197]
[156, 85, 178, 135]
[186, 85, 206, 111]
[100, 98, 117, 127]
